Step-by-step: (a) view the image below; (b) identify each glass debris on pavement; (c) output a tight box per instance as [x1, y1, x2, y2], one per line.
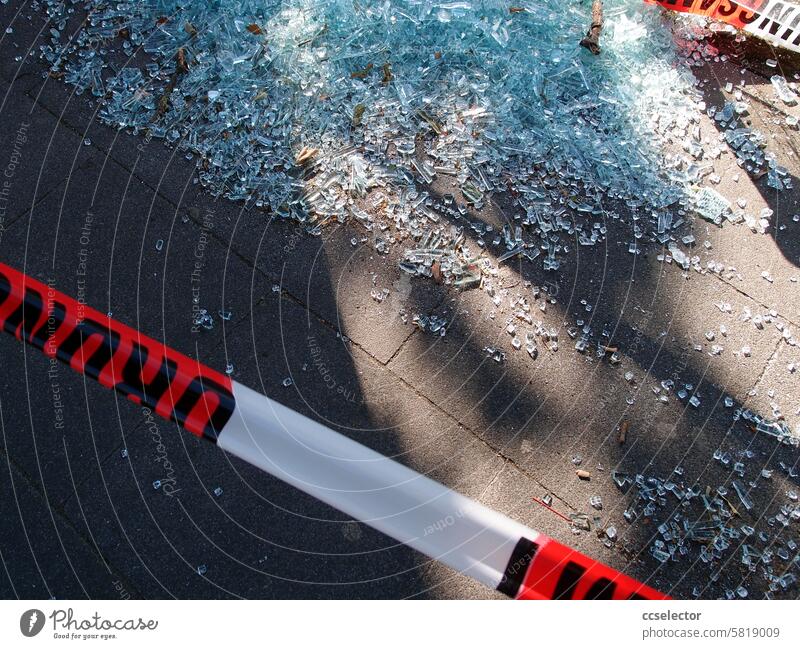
[22, 0, 800, 598]
[36, 0, 794, 281]
[30, 0, 795, 327]
[610, 460, 800, 599]
[413, 312, 448, 335]
[32, 0, 797, 319]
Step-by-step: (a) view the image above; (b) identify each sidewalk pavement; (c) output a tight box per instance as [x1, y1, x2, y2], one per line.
[0, 5, 798, 599]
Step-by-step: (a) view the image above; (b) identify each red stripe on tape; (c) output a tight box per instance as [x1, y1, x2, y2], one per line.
[516, 537, 669, 600]
[0, 262, 235, 440]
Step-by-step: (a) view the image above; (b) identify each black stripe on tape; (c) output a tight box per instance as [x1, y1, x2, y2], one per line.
[497, 537, 539, 597]
[552, 561, 585, 600]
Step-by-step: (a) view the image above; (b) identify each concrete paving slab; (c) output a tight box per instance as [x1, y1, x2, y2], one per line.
[176, 185, 447, 363]
[690, 62, 800, 324]
[23, 72, 202, 206]
[748, 340, 800, 436]
[0, 82, 83, 230]
[0, 145, 261, 362]
[207, 275, 509, 498]
[0, 2, 50, 87]
[0, 144, 268, 511]
[384, 210, 797, 601]
[388, 249, 783, 466]
[0, 446, 130, 599]
[0, 333, 143, 509]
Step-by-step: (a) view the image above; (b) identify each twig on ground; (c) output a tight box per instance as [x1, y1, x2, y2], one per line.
[580, 0, 604, 55]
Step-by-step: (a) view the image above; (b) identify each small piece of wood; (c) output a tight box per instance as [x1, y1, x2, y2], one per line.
[580, 0, 604, 55]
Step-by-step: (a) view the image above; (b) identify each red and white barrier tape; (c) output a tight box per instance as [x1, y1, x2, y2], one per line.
[0, 261, 668, 600]
[646, 0, 800, 55]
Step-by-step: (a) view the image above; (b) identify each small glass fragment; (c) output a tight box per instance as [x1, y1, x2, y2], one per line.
[569, 513, 591, 532]
[483, 347, 505, 363]
[731, 479, 754, 511]
[771, 75, 798, 106]
[193, 309, 214, 330]
[694, 188, 731, 224]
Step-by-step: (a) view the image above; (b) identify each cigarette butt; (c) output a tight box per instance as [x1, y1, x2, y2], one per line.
[618, 421, 629, 445]
[432, 260, 442, 284]
[576, 470, 591, 480]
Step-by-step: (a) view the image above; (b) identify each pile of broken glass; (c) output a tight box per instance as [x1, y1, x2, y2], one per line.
[34, 0, 782, 281]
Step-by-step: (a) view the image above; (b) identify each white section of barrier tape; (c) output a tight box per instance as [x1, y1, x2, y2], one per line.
[743, 0, 800, 54]
[218, 381, 539, 591]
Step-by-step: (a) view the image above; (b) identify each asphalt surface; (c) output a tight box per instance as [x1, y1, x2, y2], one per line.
[0, 3, 799, 599]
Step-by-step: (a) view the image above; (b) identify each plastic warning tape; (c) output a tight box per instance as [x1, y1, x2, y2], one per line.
[646, 0, 800, 54]
[0, 261, 668, 600]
